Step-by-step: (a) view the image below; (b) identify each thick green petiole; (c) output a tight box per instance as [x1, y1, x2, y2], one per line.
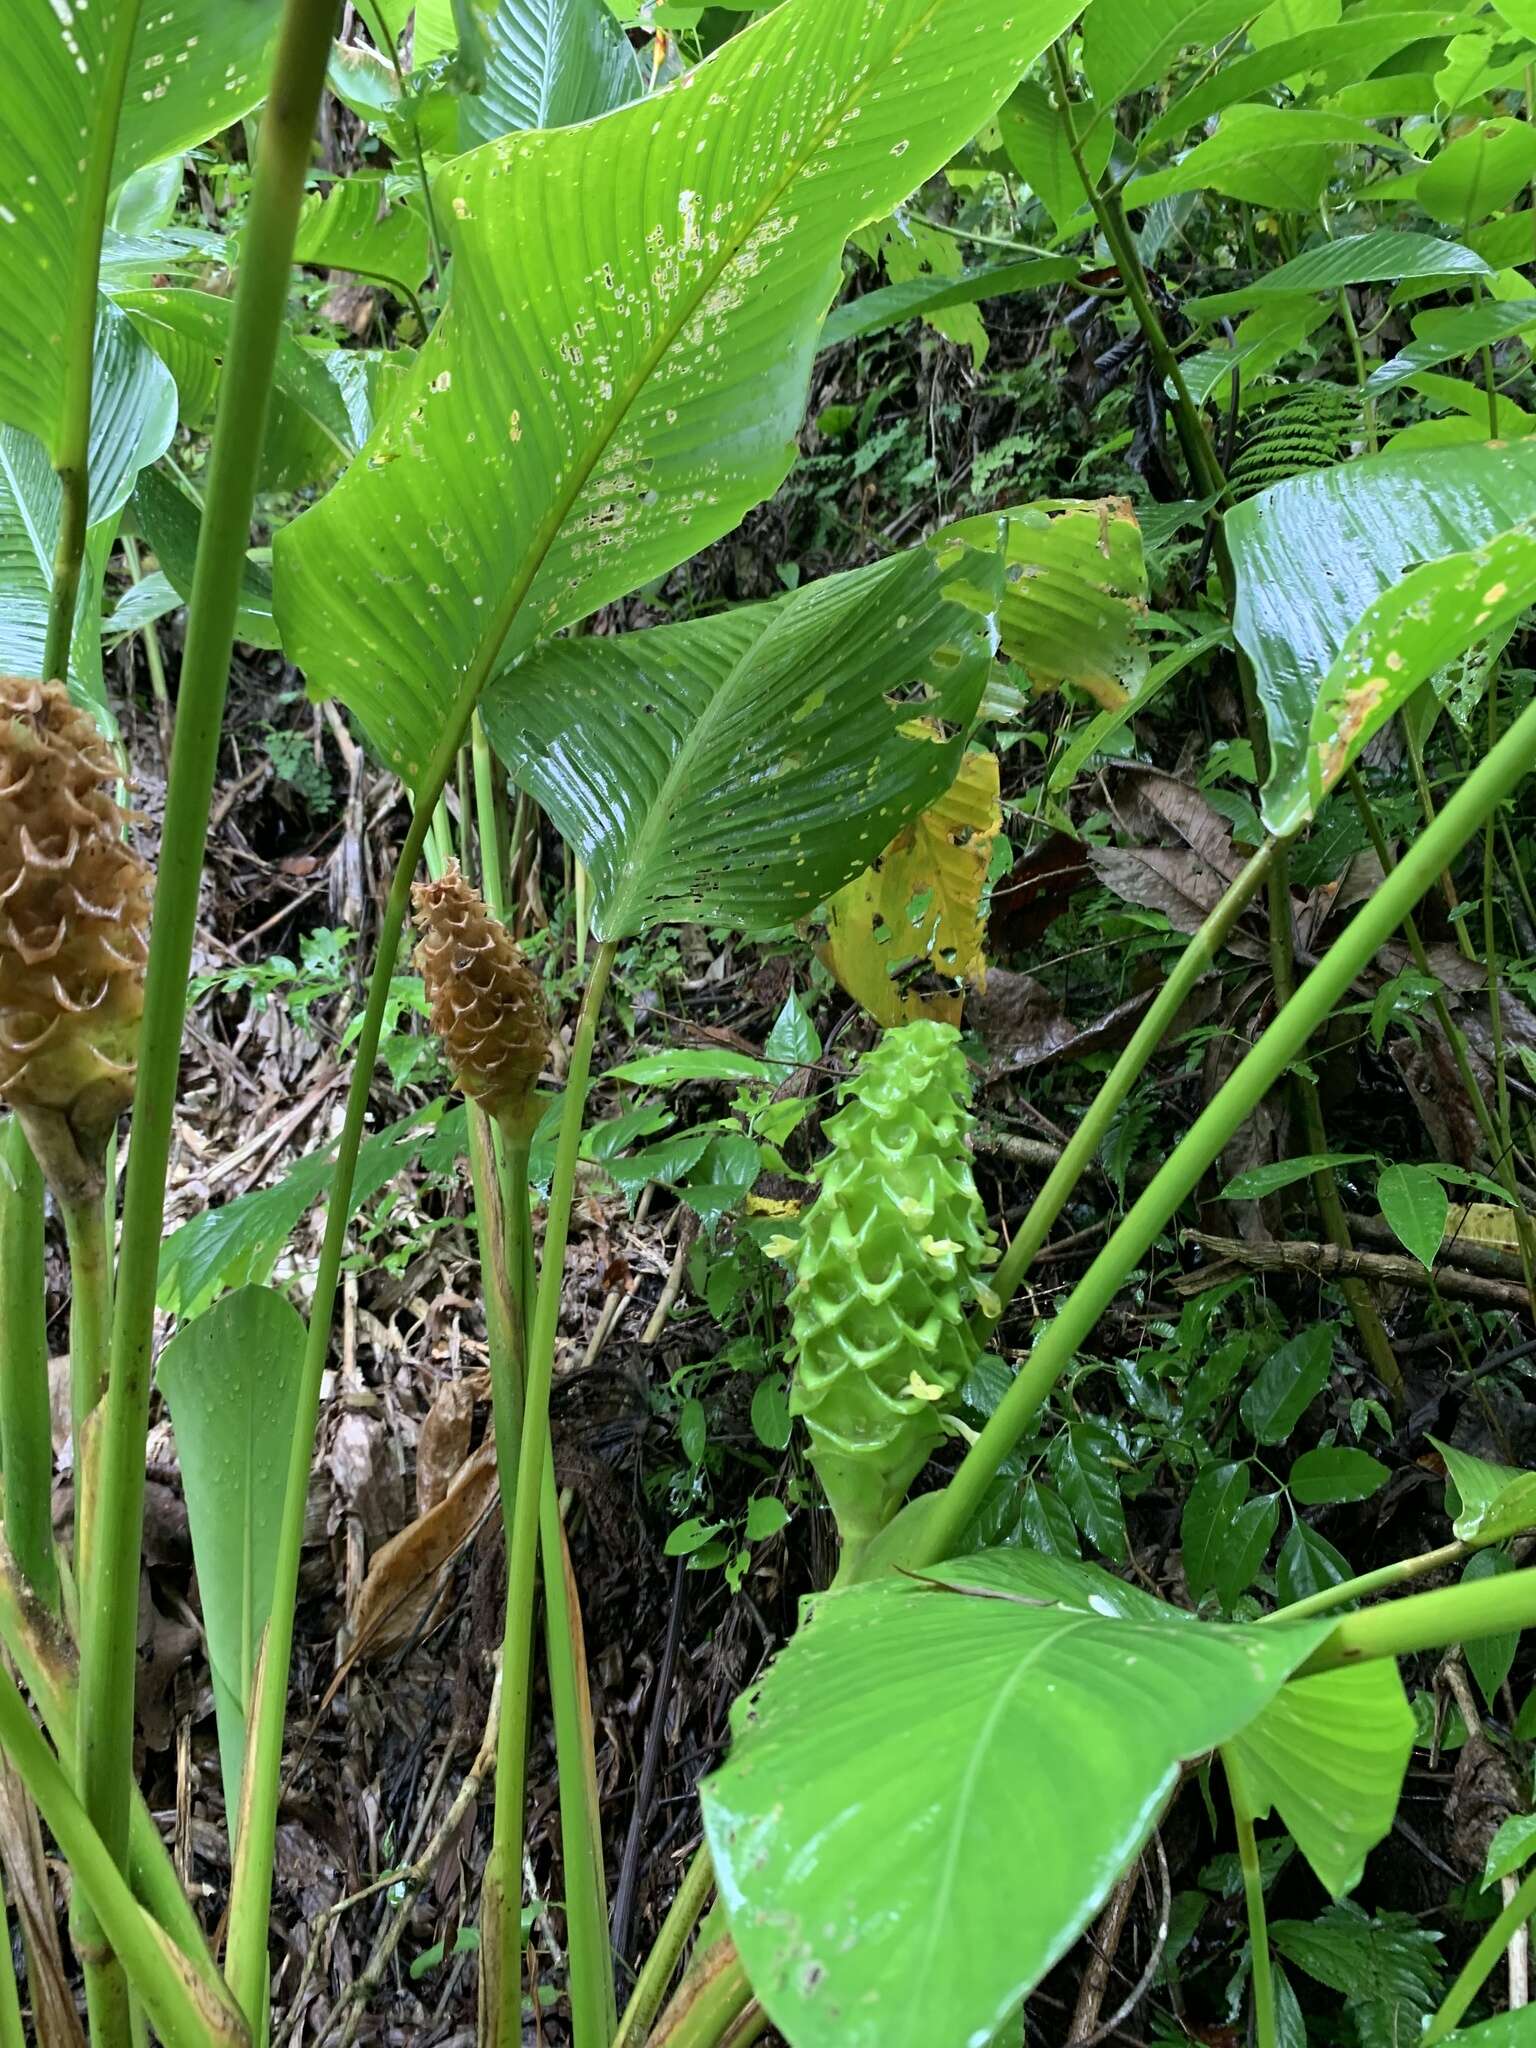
[1422, 1860, 1536, 2044]
[485, 940, 617, 2046]
[1296, 1565, 1536, 1676]
[0, 1118, 58, 1611]
[920, 688, 1536, 1565]
[1224, 1752, 1276, 2048]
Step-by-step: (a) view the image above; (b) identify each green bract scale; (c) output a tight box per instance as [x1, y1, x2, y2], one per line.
[787, 1019, 995, 1550]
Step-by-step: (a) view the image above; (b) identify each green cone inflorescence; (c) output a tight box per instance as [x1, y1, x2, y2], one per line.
[787, 1019, 994, 1550]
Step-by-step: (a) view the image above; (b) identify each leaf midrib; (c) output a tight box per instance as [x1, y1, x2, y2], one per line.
[425, 0, 953, 803]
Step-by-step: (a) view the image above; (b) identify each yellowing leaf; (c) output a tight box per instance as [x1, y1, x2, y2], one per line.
[1446, 1201, 1529, 1251]
[822, 748, 1000, 1027]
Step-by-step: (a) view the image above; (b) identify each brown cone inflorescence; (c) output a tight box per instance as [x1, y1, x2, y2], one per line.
[0, 678, 150, 1163]
[412, 862, 549, 1133]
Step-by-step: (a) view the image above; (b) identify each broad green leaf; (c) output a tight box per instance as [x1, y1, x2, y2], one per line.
[116, 288, 356, 492]
[1277, 1519, 1351, 1604]
[1187, 231, 1490, 320]
[1378, 1162, 1448, 1268]
[0, 0, 280, 455]
[702, 1550, 1330, 2048]
[413, 0, 641, 145]
[1289, 1448, 1390, 1506]
[1462, 1548, 1519, 1706]
[820, 255, 1078, 351]
[1444, 2015, 1536, 2048]
[1224, 1661, 1413, 1896]
[275, 0, 1080, 788]
[1048, 1422, 1128, 1561]
[1367, 300, 1536, 391]
[1219, 1493, 1281, 1608]
[1420, 116, 1536, 226]
[1483, 1812, 1536, 1888]
[1429, 1436, 1536, 1543]
[945, 498, 1149, 709]
[0, 304, 174, 697]
[1265, 522, 1536, 834]
[999, 80, 1108, 229]
[1227, 440, 1536, 826]
[1125, 107, 1390, 213]
[481, 535, 999, 941]
[1220, 1152, 1375, 1200]
[130, 464, 280, 651]
[606, 1049, 773, 1085]
[861, 216, 988, 365]
[1240, 1324, 1335, 1445]
[1140, 16, 1476, 152]
[293, 176, 432, 297]
[1182, 1461, 1251, 1603]
[1083, 0, 1255, 109]
[157, 1286, 305, 1826]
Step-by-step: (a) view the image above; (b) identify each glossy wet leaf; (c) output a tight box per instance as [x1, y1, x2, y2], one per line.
[1220, 1152, 1375, 1200]
[1378, 1162, 1449, 1269]
[1483, 1812, 1536, 1888]
[1188, 230, 1490, 320]
[412, 0, 641, 146]
[702, 1549, 1330, 2048]
[1225, 1663, 1413, 1897]
[276, 0, 1079, 788]
[821, 747, 1000, 1028]
[1227, 440, 1536, 829]
[1182, 1462, 1251, 1603]
[1272, 1903, 1443, 2043]
[1289, 1448, 1390, 1506]
[157, 1287, 306, 1827]
[1278, 1520, 1351, 1604]
[0, 305, 174, 699]
[0, 0, 279, 456]
[117, 289, 356, 494]
[482, 535, 999, 941]
[1264, 522, 1536, 834]
[1240, 1324, 1335, 1445]
[1368, 300, 1536, 392]
[1429, 1437, 1536, 1544]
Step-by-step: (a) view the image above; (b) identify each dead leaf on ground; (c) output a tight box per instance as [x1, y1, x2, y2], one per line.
[417, 1380, 476, 1517]
[1089, 844, 1230, 933]
[344, 1437, 498, 1665]
[970, 967, 1219, 1074]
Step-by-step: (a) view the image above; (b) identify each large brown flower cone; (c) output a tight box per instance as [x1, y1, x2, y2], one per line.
[412, 862, 549, 1132]
[0, 678, 150, 1163]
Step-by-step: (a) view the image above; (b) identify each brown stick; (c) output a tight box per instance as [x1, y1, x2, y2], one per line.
[1178, 1231, 1530, 1308]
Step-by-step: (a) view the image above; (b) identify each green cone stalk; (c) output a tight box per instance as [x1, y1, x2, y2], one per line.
[787, 1020, 994, 1550]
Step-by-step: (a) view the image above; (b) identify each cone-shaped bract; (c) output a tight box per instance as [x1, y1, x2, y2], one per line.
[0, 678, 150, 1149]
[412, 862, 549, 1132]
[788, 1019, 993, 1549]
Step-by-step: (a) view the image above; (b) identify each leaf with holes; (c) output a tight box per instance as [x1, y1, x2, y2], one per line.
[0, 0, 279, 455]
[702, 1550, 1330, 2048]
[821, 746, 1000, 1028]
[274, 0, 1081, 791]
[481, 534, 999, 941]
[1227, 441, 1536, 828]
[944, 498, 1149, 710]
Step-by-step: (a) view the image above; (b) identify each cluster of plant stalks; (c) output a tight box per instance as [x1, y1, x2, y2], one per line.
[5, 3, 1536, 2047]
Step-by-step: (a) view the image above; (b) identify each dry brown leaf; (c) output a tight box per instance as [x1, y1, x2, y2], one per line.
[345, 1437, 498, 1663]
[417, 1380, 476, 1516]
[1088, 844, 1229, 933]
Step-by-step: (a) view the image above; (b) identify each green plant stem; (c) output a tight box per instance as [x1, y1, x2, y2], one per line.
[614, 1847, 717, 2048]
[1402, 714, 1474, 950]
[1296, 1564, 1536, 1675]
[1224, 1754, 1275, 2048]
[1483, 676, 1514, 1163]
[0, 1120, 58, 1612]
[647, 1941, 753, 2048]
[0, 1663, 246, 2048]
[0, 1870, 23, 2048]
[41, 1, 146, 685]
[1423, 1860, 1536, 2044]
[75, 0, 331, 2018]
[920, 690, 1536, 1564]
[0, 1534, 219, 1986]
[487, 941, 617, 2047]
[1266, 1538, 1470, 1624]
[977, 840, 1277, 1337]
[1344, 767, 1536, 1314]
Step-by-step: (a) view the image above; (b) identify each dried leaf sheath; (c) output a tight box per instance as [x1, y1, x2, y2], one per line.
[412, 862, 549, 1134]
[0, 678, 150, 1179]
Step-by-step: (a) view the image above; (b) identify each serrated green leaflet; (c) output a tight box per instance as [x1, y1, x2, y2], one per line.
[274, 0, 1081, 789]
